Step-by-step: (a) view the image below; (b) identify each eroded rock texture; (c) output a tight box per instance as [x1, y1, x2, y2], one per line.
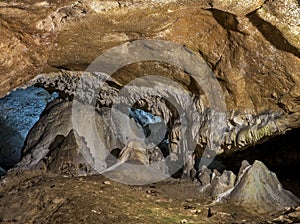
[0, 0, 299, 144]
[0, 0, 299, 120]
[18, 98, 124, 171]
[22, 70, 291, 162]
[42, 129, 96, 177]
[198, 160, 300, 213]
[225, 160, 300, 213]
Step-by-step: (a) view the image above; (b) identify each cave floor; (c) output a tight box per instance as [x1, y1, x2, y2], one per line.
[0, 170, 283, 224]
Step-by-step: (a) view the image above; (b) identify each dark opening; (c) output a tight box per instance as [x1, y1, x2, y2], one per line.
[218, 128, 300, 197]
[0, 86, 58, 172]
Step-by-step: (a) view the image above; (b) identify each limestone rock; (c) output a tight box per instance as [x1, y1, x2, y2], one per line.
[18, 99, 123, 172]
[200, 160, 299, 212]
[198, 165, 211, 186]
[43, 129, 96, 177]
[118, 140, 149, 165]
[210, 170, 236, 199]
[237, 160, 251, 181]
[226, 161, 300, 213]
[198, 166, 236, 199]
[256, 0, 300, 50]
[211, 0, 265, 16]
[19, 70, 294, 169]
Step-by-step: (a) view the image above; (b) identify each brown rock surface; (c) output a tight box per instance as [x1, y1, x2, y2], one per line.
[1, 1, 300, 222]
[0, 0, 299, 178]
[0, 0, 299, 131]
[211, 0, 265, 16]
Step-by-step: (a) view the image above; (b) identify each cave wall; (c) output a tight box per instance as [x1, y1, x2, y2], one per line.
[0, 0, 300, 152]
[1, 0, 299, 121]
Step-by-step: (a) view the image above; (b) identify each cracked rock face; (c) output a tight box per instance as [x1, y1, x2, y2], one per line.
[1, 0, 299, 138]
[211, 0, 266, 16]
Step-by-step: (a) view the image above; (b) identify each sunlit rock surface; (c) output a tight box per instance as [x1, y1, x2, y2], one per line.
[0, 0, 299, 130]
[211, 0, 265, 16]
[256, 0, 300, 50]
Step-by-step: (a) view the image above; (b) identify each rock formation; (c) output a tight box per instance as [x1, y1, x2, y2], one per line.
[23, 71, 288, 164]
[41, 129, 96, 177]
[0, 0, 299, 131]
[0, 87, 57, 169]
[18, 99, 123, 172]
[198, 165, 237, 200]
[0, 0, 299, 221]
[117, 140, 149, 165]
[198, 160, 300, 213]
[1, 0, 299, 170]
[225, 160, 300, 213]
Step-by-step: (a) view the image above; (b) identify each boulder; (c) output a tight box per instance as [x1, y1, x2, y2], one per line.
[225, 160, 300, 213]
[43, 129, 96, 177]
[210, 170, 236, 199]
[118, 140, 149, 165]
[199, 160, 299, 212]
[18, 99, 123, 172]
[198, 165, 212, 186]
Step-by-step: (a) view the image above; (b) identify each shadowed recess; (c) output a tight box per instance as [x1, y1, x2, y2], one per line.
[247, 12, 300, 58]
[0, 87, 58, 170]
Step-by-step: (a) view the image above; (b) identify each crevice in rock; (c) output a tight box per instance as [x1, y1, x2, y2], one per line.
[210, 9, 240, 32]
[247, 12, 300, 58]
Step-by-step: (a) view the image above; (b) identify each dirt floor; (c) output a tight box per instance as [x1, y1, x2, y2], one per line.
[0, 170, 286, 224]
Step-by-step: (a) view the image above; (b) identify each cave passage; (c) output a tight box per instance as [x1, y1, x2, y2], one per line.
[105, 107, 170, 168]
[0, 86, 58, 171]
[129, 108, 168, 143]
[129, 108, 163, 128]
